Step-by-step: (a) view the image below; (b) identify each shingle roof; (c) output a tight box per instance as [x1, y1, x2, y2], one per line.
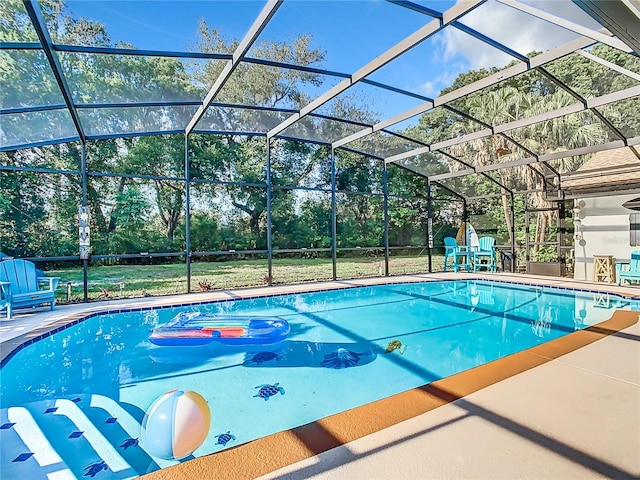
[561, 147, 640, 192]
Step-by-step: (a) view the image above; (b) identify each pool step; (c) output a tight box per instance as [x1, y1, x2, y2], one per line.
[1, 394, 167, 479]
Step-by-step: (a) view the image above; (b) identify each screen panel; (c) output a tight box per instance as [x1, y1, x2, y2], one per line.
[87, 176, 186, 255]
[271, 251, 333, 285]
[336, 192, 384, 248]
[271, 189, 332, 249]
[78, 105, 198, 137]
[1, 50, 66, 109]
[1, 110, 79, 149]
[1, 0, 40, 42]
[190, 184, 267, 252]
[0, 170, 81, 257]
[59, 53, 212, 104]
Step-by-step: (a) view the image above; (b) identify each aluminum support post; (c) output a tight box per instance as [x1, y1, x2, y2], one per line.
[266, 139, 273, 285]
[185, 134, 192, 292]
[331, 148, 337, 280]
[510, 192, 516, 272]
[81, 142, 88, 302]
[383, 163, 390, 276]
[427, 180, 433, 273]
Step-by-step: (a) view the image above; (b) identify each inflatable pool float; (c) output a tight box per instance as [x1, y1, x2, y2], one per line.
[149, 312, 290, 346]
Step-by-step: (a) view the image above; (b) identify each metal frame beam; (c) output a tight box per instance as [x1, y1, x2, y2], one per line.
[40, 41, 440, 104]
[53, 43, 232, 60]
[576, 49, 640, 81]
[572, 0, 640, 54]
[266, 138, 273, 285]
[22, 0, 86, 143]
[496, 0, 632, 53]
[268, 0, 487, 139]
[388, 0, 529, 62]
[185, 0, 283, 135]
[429, 139, 639, 182]
[537, 67, 629, 144]
[184, 134, 192, 292]
[385, 85, 640, 165]
[333, 32, 605, 150]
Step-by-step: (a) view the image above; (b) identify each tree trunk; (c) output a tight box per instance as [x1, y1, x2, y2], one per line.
[107, 177, 127, 233]
[500, 190, 513, 245]
[533, 214, 541, 255]
[534, 213, 548, 256]
[232, 201, 262, 237]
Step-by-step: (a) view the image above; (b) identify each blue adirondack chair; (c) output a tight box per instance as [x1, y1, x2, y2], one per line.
[0, 259, 60, 319]
[472, 237, 497, 272]
[444, 236, 471, 272]
[616, 250, 640, 285]
[443, 237, 457, 271]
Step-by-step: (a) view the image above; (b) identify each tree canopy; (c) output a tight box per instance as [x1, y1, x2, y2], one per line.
[1, 1, 639, 265]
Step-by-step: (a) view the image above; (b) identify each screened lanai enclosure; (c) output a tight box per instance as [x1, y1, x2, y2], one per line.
[1, 0, 639, 302]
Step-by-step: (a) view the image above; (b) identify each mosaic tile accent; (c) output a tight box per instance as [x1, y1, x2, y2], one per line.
[83, 460, 108, 477]
[68, 431, 84, 439]
[12, 453, 33, 462]
[0, 422, 16, 429]
[44, 407, 58, 414]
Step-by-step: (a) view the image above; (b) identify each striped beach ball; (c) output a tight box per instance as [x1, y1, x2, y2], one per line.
[141, 390, 211, 460]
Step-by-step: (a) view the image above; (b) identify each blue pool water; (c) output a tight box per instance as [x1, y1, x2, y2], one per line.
[0, 280, 633, 479]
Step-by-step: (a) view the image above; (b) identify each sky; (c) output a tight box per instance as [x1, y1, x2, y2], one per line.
[62, 0, 602, 130]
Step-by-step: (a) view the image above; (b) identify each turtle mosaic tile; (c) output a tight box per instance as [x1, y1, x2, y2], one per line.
[214, 431, 236, 447]
[119, 437, 139, 449]
[253, 383, 286, 401]
[83, 460, 108, 477]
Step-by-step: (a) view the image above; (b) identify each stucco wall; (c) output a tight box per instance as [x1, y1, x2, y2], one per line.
[573, 192, 639, 281]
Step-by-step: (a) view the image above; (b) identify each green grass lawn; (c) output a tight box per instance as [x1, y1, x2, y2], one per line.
[49, 255, 446, 303]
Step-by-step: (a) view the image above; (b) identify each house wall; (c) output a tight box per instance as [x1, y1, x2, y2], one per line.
[573, 192, 639, 281]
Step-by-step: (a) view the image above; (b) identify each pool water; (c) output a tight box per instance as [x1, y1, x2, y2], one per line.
[0, 280, 631, 479]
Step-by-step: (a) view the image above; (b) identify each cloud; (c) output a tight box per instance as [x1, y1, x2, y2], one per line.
[417, 70, 460, 98]
[440, 0, 600, 70]
[419, 80, 437, 98]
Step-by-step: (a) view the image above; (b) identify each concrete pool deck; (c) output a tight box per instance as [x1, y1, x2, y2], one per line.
[1, 273, 639, 479]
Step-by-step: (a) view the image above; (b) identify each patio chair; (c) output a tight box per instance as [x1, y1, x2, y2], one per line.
[616, 250, 640, 285]
[443, 237, 471, 272]
[472, 236, 497, 272]
[0, 259, 60, 319]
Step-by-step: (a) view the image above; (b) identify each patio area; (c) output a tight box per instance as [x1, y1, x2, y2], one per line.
[2, 273, 638, 479]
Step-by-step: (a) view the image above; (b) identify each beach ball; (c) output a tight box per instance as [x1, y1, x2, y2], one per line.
[141, 390, 211, 460]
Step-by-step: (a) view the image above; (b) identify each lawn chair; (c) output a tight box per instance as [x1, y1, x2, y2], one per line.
[616, 250, 640, 285]
[0, 259, 60, 319]
[443, 237, 471, 272]
[472, 237, 497, 272]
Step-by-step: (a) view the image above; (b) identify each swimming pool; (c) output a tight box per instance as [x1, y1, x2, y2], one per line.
[0, 279, 633, 479]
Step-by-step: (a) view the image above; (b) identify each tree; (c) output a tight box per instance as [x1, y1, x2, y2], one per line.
[404, 45, 640, 253]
